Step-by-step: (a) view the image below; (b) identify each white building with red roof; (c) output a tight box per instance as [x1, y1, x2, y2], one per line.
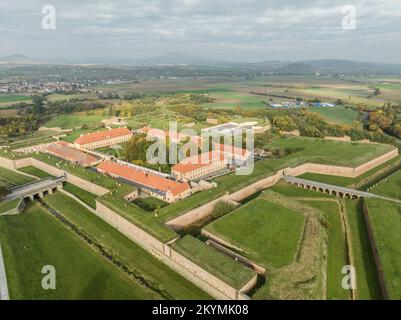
[97, 161, 191, 203]
[171, 151, 228, 182]
[45, 141, 100, 167]
[74, 128, 133, 150]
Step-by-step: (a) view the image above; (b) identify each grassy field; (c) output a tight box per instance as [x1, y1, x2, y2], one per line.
[18, 166, 53, 179]
[63, 182, 98, 208]
[370, 169, 401, 200]
[0, 203, 157, 299]
[0, 95, 31, 107]
[364, 199, 401, 299]
[308, 107, 360, 125]
[43, 193, 211, 299]
[44, 114, 106, 129]
[172, 235, 256, 290]
[344, 200, 382, 300]
[204, 198, 305, 269]
[0, 167, 36, 188]
[301, 200, 350, 300]
[0, 198, 20, 214]
[133, 197, 168, 212]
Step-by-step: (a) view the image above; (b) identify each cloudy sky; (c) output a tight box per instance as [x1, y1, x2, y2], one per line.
[1, 0, 401, 63]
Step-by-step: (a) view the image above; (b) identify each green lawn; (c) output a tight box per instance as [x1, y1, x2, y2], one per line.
[345, 200, 382, 300]
[0, 167, 36, 188]
[0, 203, 157, 299]
[370, 170, 401, 200]
[204, 198, 304, 269]
[172, 235, 256, 290]
[18, 166, 53, 179]
[45, 114, 106, 129]
[0, 198, 20, 214]
[364, 199, 401, 299]
[63, 182, 97, 208]
[43, 193, 211, 299]
[301, 200, 350, 300]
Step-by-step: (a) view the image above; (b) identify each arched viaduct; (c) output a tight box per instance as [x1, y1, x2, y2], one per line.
[283, 176, 376, 200]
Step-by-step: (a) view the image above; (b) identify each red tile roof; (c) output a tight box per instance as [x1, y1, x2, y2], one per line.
[75, 128, 132, 146]
[97, 161, 190, 196]
[172, 151, 225, 174]
[46, 142, 98, 166]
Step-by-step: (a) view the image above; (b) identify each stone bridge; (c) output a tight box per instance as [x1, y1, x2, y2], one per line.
[5, 176, 66, 202]
[283, 176, 397, 201]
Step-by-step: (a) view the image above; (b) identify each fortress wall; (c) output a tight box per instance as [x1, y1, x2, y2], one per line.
[166, 194, 231, 230]
[95, 200, 246, 300]
[354, 149, 398, 177]
[0, 156, 17, 170]
[30, 158, 109, 196]
[95, 200, 165, 253]
[14, 158, 32, 169]
[168, 248, 239, 300]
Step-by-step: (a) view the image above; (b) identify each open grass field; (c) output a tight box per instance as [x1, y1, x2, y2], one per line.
[63, 182, 98, 208]
[18, 166, 53, 179]
[0, 198, 20, 214]
[0, 167, 36, 188]
[204, 198, 305, 269]
[369, 169, 401, 200]
[0, 95, 31, 107]
[172, 235, 256, 290]
[308, 107, 361, 125]
[344, 200, 381, 300]
[364, 199, 401, 299]
[43, 193, 211, 299]
[133, 197, 168, 212]
[0, 203, 157, 299]
[44, 114, 106, 129]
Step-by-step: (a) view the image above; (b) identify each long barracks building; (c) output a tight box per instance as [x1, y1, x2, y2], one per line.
[97, 161, 191, 203]
[74, 128, 133, 150]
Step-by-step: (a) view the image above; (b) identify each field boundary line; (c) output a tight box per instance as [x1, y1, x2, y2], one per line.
[0, 243, 10, 300]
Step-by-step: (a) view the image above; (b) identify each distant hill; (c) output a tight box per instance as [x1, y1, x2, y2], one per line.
[0, 55, 44, 65]
[134, 52, 226, 66]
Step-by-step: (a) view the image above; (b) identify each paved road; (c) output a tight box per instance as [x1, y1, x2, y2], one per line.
[0, 244, 9, 300]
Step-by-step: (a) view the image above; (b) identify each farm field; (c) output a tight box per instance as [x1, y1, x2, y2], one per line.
[364, 198, 401, 299]
[44, 114, 106, 129]
[307, 107, 361, 125]
[0, 95, 31, 107]
[43, 193, 211, 299]
[0, 203, 157, 299]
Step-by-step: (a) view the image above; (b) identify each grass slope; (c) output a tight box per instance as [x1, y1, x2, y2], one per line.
[43, 193, 211, 299]
[0, 203, 156, 299]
